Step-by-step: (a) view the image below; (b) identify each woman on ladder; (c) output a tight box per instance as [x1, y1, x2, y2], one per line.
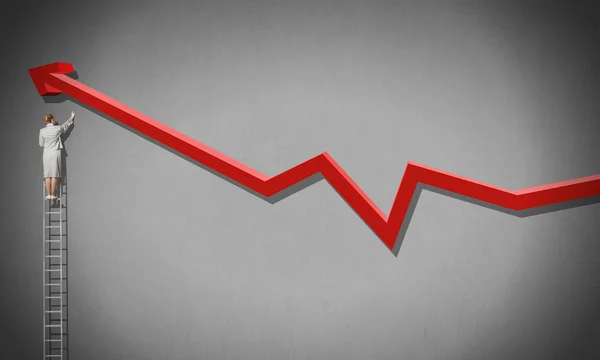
[39, 111, 75, 200]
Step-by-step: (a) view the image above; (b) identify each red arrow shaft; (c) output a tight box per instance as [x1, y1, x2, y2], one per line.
[38, 70, 600, 252]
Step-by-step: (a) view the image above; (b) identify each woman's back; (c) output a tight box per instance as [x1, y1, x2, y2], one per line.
[39, 116, 73, 151]
[39, 124, 64, 151]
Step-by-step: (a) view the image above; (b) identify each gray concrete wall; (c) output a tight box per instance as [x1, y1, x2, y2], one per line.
[1, 1, 599, 359]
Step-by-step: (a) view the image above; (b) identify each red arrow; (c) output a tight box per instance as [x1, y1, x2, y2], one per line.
[29, 62, 600, 253]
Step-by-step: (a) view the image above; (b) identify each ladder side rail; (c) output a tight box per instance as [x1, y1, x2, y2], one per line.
[59, 183, 64, 360]
[42, 180, 46, 360]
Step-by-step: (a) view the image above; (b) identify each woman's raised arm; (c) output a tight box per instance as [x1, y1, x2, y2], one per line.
[60, 111, 75, 133]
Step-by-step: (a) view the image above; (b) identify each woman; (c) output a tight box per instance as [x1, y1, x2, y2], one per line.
[39, 111, 75, 200]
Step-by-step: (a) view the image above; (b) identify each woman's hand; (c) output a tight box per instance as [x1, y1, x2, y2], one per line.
[70, 111, 75, 119]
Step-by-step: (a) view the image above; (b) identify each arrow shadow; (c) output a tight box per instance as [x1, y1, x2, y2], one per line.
[389, 184, 600, 256]
[42, 80, 600, 256]
[42, 88, 323, 205]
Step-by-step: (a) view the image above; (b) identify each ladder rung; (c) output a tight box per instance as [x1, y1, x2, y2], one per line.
[45, 356, 62, 357]
[45, 283, 62, 286]
[44, 325, 61, 327]
[45, 226, 61, 228]
[45, 212, 61, 214]
[45, 311, 62, 313]
[45, 340, 62, 342]
[44, 270, 61, 272]
[45, 240, 62, 242]
[45, 255, 61, 258]
[45, 296, 62, 299]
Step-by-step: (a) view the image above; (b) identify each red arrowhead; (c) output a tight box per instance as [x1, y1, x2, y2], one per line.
[28, 62, 75, 96]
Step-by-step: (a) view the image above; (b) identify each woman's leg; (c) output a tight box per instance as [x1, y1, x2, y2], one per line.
[50, 177, 58, 196]
[45, 177, 51, 196]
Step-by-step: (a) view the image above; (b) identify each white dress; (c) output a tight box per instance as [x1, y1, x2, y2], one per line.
[39, 118, 74, 178]
[43, 149, 62, 178]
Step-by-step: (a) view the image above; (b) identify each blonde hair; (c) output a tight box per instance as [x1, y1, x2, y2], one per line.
[43, 114, 55, 123]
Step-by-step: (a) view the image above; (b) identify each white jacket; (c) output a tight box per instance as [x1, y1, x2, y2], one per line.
[39, 117, 74, 151]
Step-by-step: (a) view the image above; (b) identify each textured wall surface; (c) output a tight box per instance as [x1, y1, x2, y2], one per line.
[1, 1, 600, 359]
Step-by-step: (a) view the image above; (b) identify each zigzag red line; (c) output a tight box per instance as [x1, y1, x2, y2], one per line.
[29, 62, 600, 252]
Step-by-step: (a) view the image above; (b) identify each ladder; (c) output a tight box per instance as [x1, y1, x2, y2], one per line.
[42, 180, 68, 360]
